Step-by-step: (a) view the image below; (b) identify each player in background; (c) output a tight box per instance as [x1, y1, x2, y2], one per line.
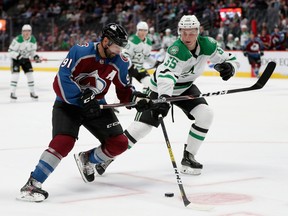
[161, 28, 177, 51]
[147, 27, 162, 51]
[17, 23, 152, 202]
[8, 24, 41, 100]
[157, 28, 177, 64]
[243, 32, 264, 77]
[123, 21, 154, 88]
[96, 15, 239, 176]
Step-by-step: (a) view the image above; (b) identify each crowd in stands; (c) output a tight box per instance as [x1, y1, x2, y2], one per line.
[1, 0, 288, 52]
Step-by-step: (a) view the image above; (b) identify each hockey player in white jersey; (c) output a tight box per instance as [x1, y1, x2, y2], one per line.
[8, 24, 41, 100]
[123, 21, 153, 87]
[96, 15, 240, 176]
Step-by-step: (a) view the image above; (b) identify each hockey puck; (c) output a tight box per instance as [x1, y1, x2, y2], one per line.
[165, 193, 174, 197]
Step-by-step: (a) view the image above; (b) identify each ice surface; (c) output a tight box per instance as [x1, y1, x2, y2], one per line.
[1, 69, 288, 216]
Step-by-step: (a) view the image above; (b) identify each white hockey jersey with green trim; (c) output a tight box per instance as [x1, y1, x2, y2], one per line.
[8, 34, 37, 59]
[150, 36, 240, 96]
[123, 34, 152, 70]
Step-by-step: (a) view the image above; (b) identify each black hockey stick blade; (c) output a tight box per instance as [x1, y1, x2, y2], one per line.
[227, 61, 276, 94]
[252, 61, 276, 89]
[100, 61, 276, 109]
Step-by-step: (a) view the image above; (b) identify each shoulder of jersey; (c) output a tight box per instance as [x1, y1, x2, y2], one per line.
[15, 35, 24, 43]
[167, 39, 189, 59]
[197, 36, 218, 55]
[30, 35, 37, 43]
[119, 52, 129, 62]
[68, 42, 95, 59]
[146, 37, 152, 45]
[129, 34, 142, 44]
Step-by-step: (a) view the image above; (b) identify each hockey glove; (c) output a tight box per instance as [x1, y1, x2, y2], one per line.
[214, 62, 235, 81]
[34, 55, 41, 63]
[151, 95, 171, 119]
[81, 89, 101, 118]
[131, 91, 152, 112]
[128, 65, 149, 83]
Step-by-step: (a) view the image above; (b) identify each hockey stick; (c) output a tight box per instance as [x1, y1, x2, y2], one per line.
[159, 115, 190, 207]
[159, 115, 213, 211]
[100, 61, 276, 109]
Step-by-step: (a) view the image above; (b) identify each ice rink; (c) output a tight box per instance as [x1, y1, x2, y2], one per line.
[1, 66, 288, 216]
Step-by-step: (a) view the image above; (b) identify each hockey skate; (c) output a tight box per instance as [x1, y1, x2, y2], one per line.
[74, 151, 95, 183]
[17, 174, 48, 202]
[95, 159, 114, 175]
[30, 92, 39, 100]
[180, 146, 203, 175]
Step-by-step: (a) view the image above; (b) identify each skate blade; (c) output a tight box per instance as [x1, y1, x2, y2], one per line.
[16, 191, 45, 202]
[180, 165, 202, 175]
[73, 154, 95, 183]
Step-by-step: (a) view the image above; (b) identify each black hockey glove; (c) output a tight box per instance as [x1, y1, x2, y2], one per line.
[151, 95, 171, 119]
[214, 62, 235, 81]
[80, 89, 101, 118]
[34, 55, 41, 63]
[131, 91, 152, 112]
[128, 65, 149, 83]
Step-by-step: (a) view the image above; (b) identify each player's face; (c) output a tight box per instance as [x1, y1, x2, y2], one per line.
[22, 30, 31, 40]
[180, 28, 198, 50]
[137, 29, 148, 40]
[106, 43, 123, 58]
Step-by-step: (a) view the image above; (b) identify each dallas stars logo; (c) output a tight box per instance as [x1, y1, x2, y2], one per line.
[169, 46, 179, 55]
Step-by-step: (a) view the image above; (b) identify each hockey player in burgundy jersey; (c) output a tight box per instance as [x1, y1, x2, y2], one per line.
[17, 23, 152, 202]
[243, 32, 264, 77]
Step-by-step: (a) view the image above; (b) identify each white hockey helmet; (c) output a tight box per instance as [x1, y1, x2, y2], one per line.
[22, 24, 32, 31]
[178, 15, 200, 35]
[136, 21, 149, 31]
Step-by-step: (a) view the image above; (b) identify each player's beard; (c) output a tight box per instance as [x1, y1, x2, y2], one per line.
[103, 46, 116, 58]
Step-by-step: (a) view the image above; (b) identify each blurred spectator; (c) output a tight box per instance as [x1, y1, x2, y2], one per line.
[240, 24, 250, 49]
[234, 37, 242, 50]
[0, 5, 8, 18]
[225, 33, 237, 50]
[215, 34, 225, 49]
[199, 25, 209, 36]
[259, 28, 271, 50]
[270, 25, 286, 50]
[57, 30, 70, 50]
[211, 21, 228, 42]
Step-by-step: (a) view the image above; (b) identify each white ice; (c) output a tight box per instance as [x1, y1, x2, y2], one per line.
[0, 69, 288, 216]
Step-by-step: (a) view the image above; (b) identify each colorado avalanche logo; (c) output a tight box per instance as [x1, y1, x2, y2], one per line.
[75, 70, 106, 94]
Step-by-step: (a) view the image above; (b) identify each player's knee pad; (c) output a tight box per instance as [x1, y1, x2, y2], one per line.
[125, 121, 153, 144]
[190, 104, 214, 129]
[48, 134, 76, 158]
[104, 134, 128, 157]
